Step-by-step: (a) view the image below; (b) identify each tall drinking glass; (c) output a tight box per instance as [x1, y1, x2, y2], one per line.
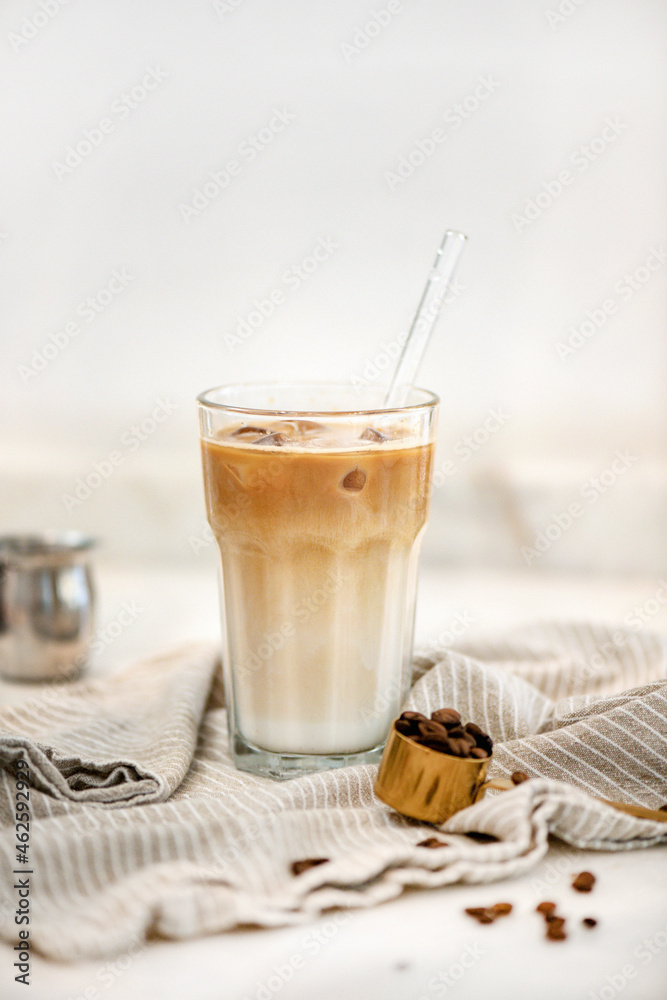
[197, 382, 438, 778]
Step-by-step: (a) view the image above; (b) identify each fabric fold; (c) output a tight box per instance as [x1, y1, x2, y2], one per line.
[0, 642, 217, 807]
[0, 622, 665, 960]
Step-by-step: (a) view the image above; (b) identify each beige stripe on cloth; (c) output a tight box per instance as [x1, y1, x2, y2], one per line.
[0, 625, 665, 960]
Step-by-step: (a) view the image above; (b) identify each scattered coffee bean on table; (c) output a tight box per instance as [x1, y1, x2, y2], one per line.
[572, 871, 596, 893]
[582, 918, 598, 928]
[464, 903, 513, 924]
[395, 708, 493, 759]
[291, 858, 329, 876]
[511, 771, 530, 785]
[464, 907, 496, 924]
[536, 901, 557, 915]
[545, 917, 567, 941]
[417, 837, 448, 849]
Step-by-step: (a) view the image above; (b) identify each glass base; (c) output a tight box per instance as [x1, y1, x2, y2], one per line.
[232, 732, 386, 780]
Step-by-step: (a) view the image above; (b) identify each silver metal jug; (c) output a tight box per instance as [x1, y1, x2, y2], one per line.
[0, 533, 95, 682]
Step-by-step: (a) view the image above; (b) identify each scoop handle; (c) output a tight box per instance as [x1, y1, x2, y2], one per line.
[475, 780, 667, 823]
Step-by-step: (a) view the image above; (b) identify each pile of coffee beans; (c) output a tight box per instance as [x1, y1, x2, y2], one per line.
[395, 708, 493, 759]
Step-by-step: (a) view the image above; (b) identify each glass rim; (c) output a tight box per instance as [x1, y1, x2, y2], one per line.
[196, 381, 439, 417]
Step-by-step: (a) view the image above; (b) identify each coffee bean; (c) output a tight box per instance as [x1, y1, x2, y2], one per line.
[511, 771, 530, 785]
[446, 725, 466, 739]
[291, 858, 329, 876]
[659, 804, 667, 813]
[582, 918, 598, 928]
[572, 871, 596, 893]
[417, 720, 450, 740]
[231, 425, 268, 437]
[400, 711, 428, 723]
[464, 722, 483, 737]
[546, 921, 567, 941]
[416, 737, 452, 752]
[341, 468, 366, 492]
[447, 728, 476, 749]
[447, 737, 472, 757]
[394, 719, 414, 735]
[359, 427, 388, 443]
[255, 432, 286, 447]
[536, 901, 557, 916]
[464, 907, 496, 924]
[417, 837, 448, 849]
[431, 708, 461, 728]
[470, 747, 489, 759]
[492, 902, 513, 916]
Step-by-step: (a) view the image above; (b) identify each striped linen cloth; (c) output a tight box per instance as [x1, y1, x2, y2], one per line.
[0, 624, 666, 960]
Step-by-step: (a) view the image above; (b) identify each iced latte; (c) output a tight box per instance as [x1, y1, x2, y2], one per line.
[198, 383, 438, 777]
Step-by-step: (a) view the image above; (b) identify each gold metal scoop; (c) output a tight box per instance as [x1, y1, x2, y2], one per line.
[374, 724, 667, 825]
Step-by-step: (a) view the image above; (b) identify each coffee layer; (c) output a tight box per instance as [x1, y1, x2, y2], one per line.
[201, 427, 434, 754]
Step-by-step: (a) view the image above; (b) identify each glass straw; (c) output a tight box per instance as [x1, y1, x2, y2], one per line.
[384, 229, 467, 408]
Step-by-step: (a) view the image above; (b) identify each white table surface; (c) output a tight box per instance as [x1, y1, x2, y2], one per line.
[2, 561, 667, 1000]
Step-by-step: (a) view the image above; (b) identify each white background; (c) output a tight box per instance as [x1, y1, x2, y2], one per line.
[1, 0, 666, 571]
